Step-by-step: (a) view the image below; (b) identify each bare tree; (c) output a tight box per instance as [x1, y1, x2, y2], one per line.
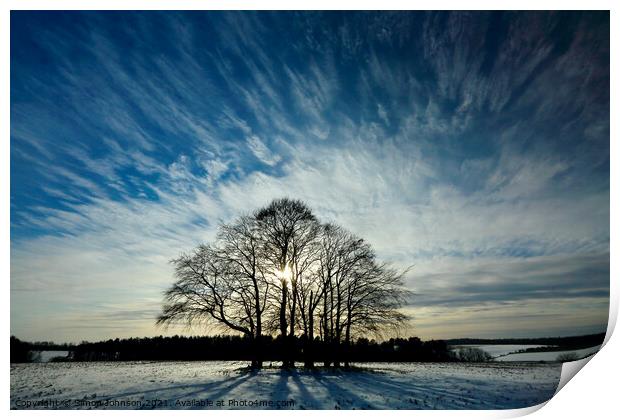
[316, 223, 344, 366]
[157, 214, 270, 368]
[341, 259, 411, 366]
[254, 198, 320, 368]
[216, 215, 271, 367]
[316, 224, 411, 367]
[157, 198, 412, 370]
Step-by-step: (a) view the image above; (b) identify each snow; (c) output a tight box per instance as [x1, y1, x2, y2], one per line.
[495, 345, 601, 362]
[10, 361, 561, 410]
[450, 344, 552, 358]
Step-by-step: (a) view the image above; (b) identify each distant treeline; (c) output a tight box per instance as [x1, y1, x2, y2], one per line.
[12, 335, 453, 363]
[12, 332, 605, 364]
[11, 337, 34, 363]
[10, 336, 72, 363]
[445, 333, 605, 348]
[28, 341, 73, 351]
[72, 335, 454, 363]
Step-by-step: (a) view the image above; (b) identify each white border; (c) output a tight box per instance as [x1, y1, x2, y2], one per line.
[3, 2, 616, 420]
[0, 0, 616, 11]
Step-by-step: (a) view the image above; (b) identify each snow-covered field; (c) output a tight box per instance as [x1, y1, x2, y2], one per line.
[10, 361, 561, 410]
[450, 344, 551, 358]
[495, 345, 601, 362]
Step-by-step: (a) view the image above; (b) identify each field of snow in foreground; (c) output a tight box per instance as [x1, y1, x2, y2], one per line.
[11, 361, 561, 410]
[495, 345, 601, 362]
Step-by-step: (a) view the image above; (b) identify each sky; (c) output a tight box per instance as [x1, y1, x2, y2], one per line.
[10, 11, 609, 342]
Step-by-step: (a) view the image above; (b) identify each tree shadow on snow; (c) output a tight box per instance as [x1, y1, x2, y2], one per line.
[289, 370, 320, 409]
[338, 371, 554, 409]
[96, 371, 257, 408]
[310, 371, 377, 409]
[87, 366, 555, 410]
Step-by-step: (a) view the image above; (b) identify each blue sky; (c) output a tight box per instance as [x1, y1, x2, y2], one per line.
[11, 11, 609, 342]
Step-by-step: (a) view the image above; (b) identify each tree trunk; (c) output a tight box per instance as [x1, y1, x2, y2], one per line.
[334, 285, 341, 368]
[254, 281, 263, 369]
[280, 281, 291, 368]
[289, 283, 297, 337]
[323, 282, 331, 367]
[304, 294, 315, 369]
[344, 321, 351, 369]
[253, 332, 263, 369]
[248, 332, 263, 369]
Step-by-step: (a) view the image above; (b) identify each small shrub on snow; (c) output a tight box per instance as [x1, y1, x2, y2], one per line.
[452, 347, 492, 362]
[555, 352, 579, 362]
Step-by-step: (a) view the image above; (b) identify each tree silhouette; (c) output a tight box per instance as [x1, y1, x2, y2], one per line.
[254, 198, 320, 368]
[157, 215, 270, 368]
[157, 198, 411, 369]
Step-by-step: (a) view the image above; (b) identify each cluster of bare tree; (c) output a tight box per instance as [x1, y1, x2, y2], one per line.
[157, 198, 411, 369]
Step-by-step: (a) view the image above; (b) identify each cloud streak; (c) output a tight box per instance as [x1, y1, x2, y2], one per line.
[10, 11, 609, 341]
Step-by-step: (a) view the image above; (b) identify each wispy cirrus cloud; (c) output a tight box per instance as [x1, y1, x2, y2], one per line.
[10, 11, 609, 341]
